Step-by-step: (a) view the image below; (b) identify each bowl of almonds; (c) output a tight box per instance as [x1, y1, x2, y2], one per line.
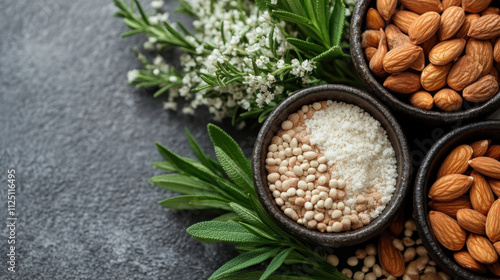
[414, 120, 500, 279]
[350, 0, 500, 124]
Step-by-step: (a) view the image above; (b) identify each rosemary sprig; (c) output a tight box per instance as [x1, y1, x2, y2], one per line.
[150, 124, 348, 279]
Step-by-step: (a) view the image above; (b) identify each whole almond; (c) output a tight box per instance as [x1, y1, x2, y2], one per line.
[365, 47, 377, 63]
[391, 10, 419, 34]
[485, 145, 500, 160]
[370, 29, 388, 77]
[447, 55, 483, 91]
[470, 139, 491, 158]
[377, 0, 398, 21]
[494, 241, 500, 255]
[367, 8, 385, 30]
[409, 12, 441, 44]
[470, 171, 495, 215]
[489, 66, 499, 82]
[469, 157, 500, 179]
[385, 24, 410, 50]
[434, 88, 463, 111]
[462, 0, 492, 13]
[437, 144, 473, 178]
[453, 251, 488, 273]
[463, 75, 499, 103]
[383, 44, 423, 73]
[494, 38, 500, 63]
[486, 199, 500, 242]
[378, 232, 405, 277]
[482, 7, 500, 16]
[466, 38, 493, 76]
[421, 63, 452, 91]
[383, 72, 421, 94]
[429, 196, 471, 218]
[362, 30, 381, 48]
[410, 91, 434, 110]
[443, 0, 462, 9]
[389, 210, 405, 236]
[400, 0, 444, 14]
[456, 13, 481, 39]
[428, 39, 466, 66]
[488, 261, 500, 277]
[429, 211, 466, 251]
[457, 208, 487, 234]
[467, 233, 498, 264]
[488, 178, 500, 197]
[468, 14, 500, 40]
[439, 6, 465, 41]
[429, 174, 474, 201]
[411, 52, 426, 71]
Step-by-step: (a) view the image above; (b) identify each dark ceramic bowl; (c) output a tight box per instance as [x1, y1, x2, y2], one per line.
[350, 0, 500, 125]
[252, 84, 412, 247]
[414, 120, 500, 279]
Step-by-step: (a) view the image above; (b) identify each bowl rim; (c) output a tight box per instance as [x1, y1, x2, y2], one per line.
[349, 0, 500, 125]
[252, 84, 412, 247]
[414, 120, 500, 280]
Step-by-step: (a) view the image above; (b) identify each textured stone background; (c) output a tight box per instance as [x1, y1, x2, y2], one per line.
[1, 1, 499, 280]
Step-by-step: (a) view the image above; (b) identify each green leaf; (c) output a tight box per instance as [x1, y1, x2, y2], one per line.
[240, 222, 277, 241]
[271, 11, 313, 27]
[149, 174, 215, 195]
[158, 195, 230, 210]
[286, 38, 327, 54]
[255, 0, 269, 11]
[185, 128, 223, 173]
[133, 0, 150, 25]
[174, 0, 197, 18]
[187, 221, 269, 244]
[219, 271, 315, 280]
[329, 0, 345, 46]
[208, 247, 281, 279]
[214, 146, 254, 193]
[230, 203, 268, 229]
[259, 247, 294, 280]
[313, 46, 344, 62]
[213, 212, 240, 221]
[214, 179, 250, 204]
[152, 161, 177, 172]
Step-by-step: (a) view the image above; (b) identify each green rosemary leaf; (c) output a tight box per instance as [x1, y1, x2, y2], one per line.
[149, 174, 216, 195]
[152, 161, 177, 172]
[286, 38, 327, 54]
[239, 222, 278, 241]
[285, 0, 306, 17]
[259, 247, 294, 280]
[185, 128, 223, 173]
[208, 247, 281, 280]
[255, 0, 269, 11]
[329, 0, 345, 46]
[174, 0, 198, 18]
[250, 196, 290, 239]
[258, 108, 274, 123]
[133, 0, 150, 25]
[158, 195, 231, 210]
[213, 212, 240, 221]
[271, 11, 313, 28]
[121, 30, 144, 37]
[153, 82, 181, 97]
[187, 221, 269, 244]
[219, 271, 316, 280]
[315, 0, 330, 44]
[214, 146, 254, 193]
[303, 1, 315, 22]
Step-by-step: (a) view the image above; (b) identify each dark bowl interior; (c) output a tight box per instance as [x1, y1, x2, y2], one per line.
[414, 120, 500, 280]
[252, 84, 412, 247]
[350, 0, 500, 125]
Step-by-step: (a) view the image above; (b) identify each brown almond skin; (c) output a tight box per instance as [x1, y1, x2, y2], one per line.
[385, 24, 410, 50]
[489, 67, 499, 82]
[410, 91, 434, 110]
[488, 178, 500, 197]
[437, 144, 473, 178]
[383, 44, 423, 73]
[463, 75, 499, 103]
[362, 30, 381, 48]
[485, 145, 500, 160]
[429, 211, 466, 251]
[428, 39, 466, 66]
[392, 10, 419, 34]
[378, 232, 405, 277]
[467, 233, 498, 264]
[429, 196, 471, 218]
[389, 210, 405, 236]
[462, 0, 492, 13]
[488, 260, 500, 277]
[434, 88, 463, 111]
[443, 0, 462, 9]
[494, 38, 500, 63]
[421, 35, 438, 56]
[482, 7, 500, 16]
[456, 208, 487, 234]
[456, 13, 480, 39]
[369, 29, 388, 77]
[468, 14, 500, 40]
[439, 6, 465, 41]
[469, 157, 500, 179]
[494, 241, 500, 255]
[377, 0, 397, 21]
[367, 8, 385, 30]
[429, 174, 474, 201]
[365, 47, 377, 63]
[383, 72, 421, 94]
[486, 199, 500, 242]
[470, 139, 491, 158]
[410, 52, 426, 71]
[470, 171, 495, 215]
[447, 55, 483, 91]
[454, 251, 488, 273]
[409, 12, 441, 45]
[466, 38, 493, 76]
[400, 0, 443, 14]
[421, 63, 452, 91]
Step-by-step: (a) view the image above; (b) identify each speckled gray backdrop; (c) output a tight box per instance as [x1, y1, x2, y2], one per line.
[1, 1, 500, 280]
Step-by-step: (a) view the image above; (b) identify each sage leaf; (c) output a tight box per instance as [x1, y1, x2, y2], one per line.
[214, 146, 253, 193]
[187, 221, 268, 244]
[259, 247, 294, 280]
[149, 174, 216, 195]
[158, 195, 230, 210]
[185, 128, 223, 173]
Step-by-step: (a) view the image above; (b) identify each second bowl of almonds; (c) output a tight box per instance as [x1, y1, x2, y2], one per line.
[351, 0, 500, 124]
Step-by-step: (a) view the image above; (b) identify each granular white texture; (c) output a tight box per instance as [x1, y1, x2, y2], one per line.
[305, 100, 397, 218]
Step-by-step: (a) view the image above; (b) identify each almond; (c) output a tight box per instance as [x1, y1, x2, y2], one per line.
[367, 8, 385, 30]
[467, 233, 498, 264]
[490, 66, 499, 82]
[447, 55, 483, 91]
[470, 171, 495, 215]
[466, 38, 493, 76]
[468, 14, 500, 40]
[463, 75, 499, 103]
[409, 12, 441, 44]
[485, 145, 500, 160]
[411, 52, 426, 71]
[470, 140, 491, 158]
[486, 199, 500, 242]
[429, 174, 474, 201]
[437, 144, 473, 178]
[494, 38, 500, 63]
[391, 10, 419, 34]
[385, 24, 410, 50]
[453, 251, 488, 273]
[434, 88, 463, 111]
[400, 0, 444, 14]
[429, 211, 466, 251]
[488, 178, 500, 197]
[428, 39, 466, 66]
[410, 91, 434, 110]
[443, 0, 462, 9]
[456, 208, 487, 234]
[439, 6, 465, 41]
[370, 29, 388, 77]
[389, 210, 405, 236]
[456, 13, 480, 39]
[378, 231, 405, 277]
[487, 260, 500, 277]
[377, 0, 398, 21]
[362, 30, 382, 48]
[421, 63, 452, 91]
[383, 72, 421, 94]
[469, 157, 500, 179]
[365, 47, 377, 63]
[462, 0, 493, 13]
[429, 196, 472, 218]
[482, 7, 500, 16]
[494, 241, 500, 255]
[383, 44, 423, 73]
[421, 34, 438, 56]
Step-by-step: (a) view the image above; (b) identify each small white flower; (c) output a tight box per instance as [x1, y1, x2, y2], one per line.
[271, 0, 278, 4]
[127, 70, 139, 83]
[169, 76, 178, 83]
[151, 0, 164, 10]
[153, 69, 160, 76]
